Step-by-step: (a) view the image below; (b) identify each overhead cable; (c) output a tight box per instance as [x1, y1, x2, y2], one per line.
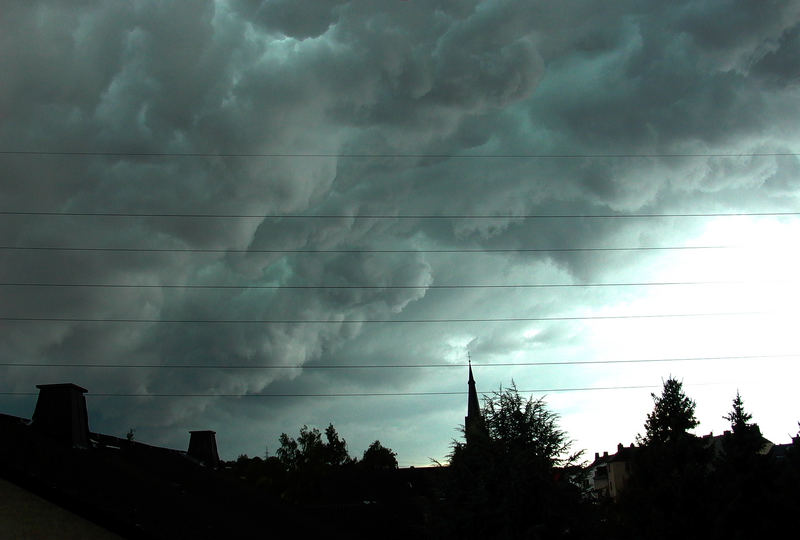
[1, 150, 796, 159]
[0, 384, 662, 398]
[0, 311, 769, 324]
[0, 244, 740, 254]
[2, 210, 799, 219]
[1, 353, 795, 370]
[0, 279, 783, 290]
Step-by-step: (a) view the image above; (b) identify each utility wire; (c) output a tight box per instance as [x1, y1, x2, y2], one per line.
[0, 384, 662, 398]
[0, 353, 795, 370]
[1, 150, 797, 159]
[0, 279, 783, 290]
[0, 311, 769, 324]
[2, 210, 799, 219]
[0, 244, 740, 254]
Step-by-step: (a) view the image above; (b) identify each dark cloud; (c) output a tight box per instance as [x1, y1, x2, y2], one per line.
[2, 0, 799, 461]
[233, 0, 346, 40]
[752, 23, 800, 86]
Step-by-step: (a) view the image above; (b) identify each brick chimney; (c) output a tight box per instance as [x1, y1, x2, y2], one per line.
[31, 383, 90, 448]
[188, 430, 219, 467]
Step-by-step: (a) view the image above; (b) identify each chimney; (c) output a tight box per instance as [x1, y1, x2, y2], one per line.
[188, 430, 219, 467]
[32, 383, 90, 448]
[617, 443, 623, 452]
[603, 451, 608, 458]
[594, 452, 599, 461]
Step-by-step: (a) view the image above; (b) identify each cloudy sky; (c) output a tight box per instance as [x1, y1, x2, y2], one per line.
[2, 0, 800, 466]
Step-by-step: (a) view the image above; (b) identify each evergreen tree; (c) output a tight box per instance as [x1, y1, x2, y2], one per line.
[619, 377, 711, 539]
[722, 390, 763, 455]
[712, 391, 773, 539]
[723, 390, 752, 432]
[640, 376, 698, 445]
[481, 383, 579, 469]
[440, 383, 591, 539]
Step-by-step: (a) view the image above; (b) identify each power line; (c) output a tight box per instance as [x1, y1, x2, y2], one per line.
[0, 311, 769, 324]
[0, 279, 782, 290]
[2, 210, 799, 219]
[1, 150, 797, 159]
[0, 384, 662, 398]
[0, 353, 795, 370]
[0, 244, 739, 254]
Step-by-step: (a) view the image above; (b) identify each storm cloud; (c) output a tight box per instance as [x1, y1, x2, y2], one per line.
[2, 0, 799, 464]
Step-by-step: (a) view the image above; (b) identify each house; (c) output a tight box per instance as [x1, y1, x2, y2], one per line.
[767, 436, 799, 461]
[588, 431, 782, 501]
[587, 443, 636, 501]
[0, 473, 122, 539]
[0, 382, 314, 538]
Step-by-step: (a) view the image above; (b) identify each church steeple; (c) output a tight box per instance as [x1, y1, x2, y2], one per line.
[465, 354, 484, 444]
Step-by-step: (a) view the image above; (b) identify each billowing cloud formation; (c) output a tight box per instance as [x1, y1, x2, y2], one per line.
[1, 0, 799, 464]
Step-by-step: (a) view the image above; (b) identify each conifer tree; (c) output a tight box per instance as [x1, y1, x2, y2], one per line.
[443, 383, 590, 538]
[621, 377, 711, 539]
[723, 390, 753, 433]
[722, 390, 764, 456]
[640, 376, 698, 445]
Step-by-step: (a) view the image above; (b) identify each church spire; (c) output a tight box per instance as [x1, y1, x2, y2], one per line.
[465, 353, 484, 444]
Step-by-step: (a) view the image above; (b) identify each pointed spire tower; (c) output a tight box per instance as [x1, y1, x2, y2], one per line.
[465, 353, 485, 445]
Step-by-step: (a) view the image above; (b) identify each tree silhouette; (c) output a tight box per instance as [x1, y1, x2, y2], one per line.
[274, 424, 356, 503]
[711, 391, 773, 539]
[323, 423, 351, 467]
[720, 390, 765, 459]
[360, 440, 398, 470]
[723, 390, 752, 432]
[639, 376, 698, 445]
[440, 383, 591, 539]
[276, 423, 354, 472]
[617, 377, 712, 539]
[481, 382, 579, 469]
[276, 432, 300, 471]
